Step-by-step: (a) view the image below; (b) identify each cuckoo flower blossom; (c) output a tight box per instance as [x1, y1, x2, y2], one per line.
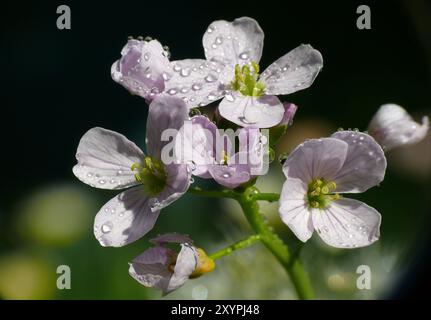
[163, 17, 323, 128]
[111, 39, 171, 101]
[278, 131, 386, 248]
[368, 104, 429, 151]
[175, 115, 266, 188]
[72, 96, 190, 247]
[129, 233, 215, 295]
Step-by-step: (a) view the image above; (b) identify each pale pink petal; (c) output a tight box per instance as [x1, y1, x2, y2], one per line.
[368, 104, 429, 151]
[164, 59, 232, 109]
[146, 95, 189, 159]
[111, 39, 171, 100]
[128, 247, 173, 290]
[279, 178, 313, 242]
[163, 244, 198, 295]
[218, 93, 284, 128]
[282, 138, 348, 183]
[311, 198, 381, 249]
[331, 131, 386, 193]
[151, 233, 194, 245]
[202, 17, 264, 67]
[94, 188, 160, 247]
[260, 44, 323, 95]
[72, 127, 143, 190]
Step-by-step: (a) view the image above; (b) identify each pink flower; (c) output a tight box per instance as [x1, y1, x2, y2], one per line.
[278, 131, 386, 248]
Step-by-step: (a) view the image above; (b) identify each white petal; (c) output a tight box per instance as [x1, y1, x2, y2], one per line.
[174, 116, 218, 178]
[164, 59, 232, 108]
[203, 17, 264, 67]
[153, 163, 191, 210]
[164, 244, 198, 295]
[282, 138, 348, 183]
[94, 188, 160, 247]
[368, 104, 430, 151]
[261, 44, 323, 95]
[146, 95, 189, 159]
[73, 127, 144, 190]
[312, 198, 381, 248]
[279, 178, 313, 242]
[331, 131, 386, 193]
[111, 40, 171, 99]
[128, 247, 173, 289]
[218, 93, 284, 128]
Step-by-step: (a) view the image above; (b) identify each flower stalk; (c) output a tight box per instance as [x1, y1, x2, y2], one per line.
[189, 186, 314, 300]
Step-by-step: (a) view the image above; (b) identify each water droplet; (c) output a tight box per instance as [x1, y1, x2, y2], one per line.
[192, 83, 201, 91]
[101, 221, 113, 234]
[180, 68, 191, 77]
[110, 179, 116, 184]
[205, 74, 217, 83]
[225, 93, 235, 102]
[99, 179, 106, 185]
[173, 65, 181, 72]
[207, 25, 214, 33]
[222, 173, 231, 178]
[189, 177, 195, 184]
[168, 89, 177, 95]
[162, 73, 170, 81]
[215, 37, 223, 44]
[117, 170, 123, 175]
[207, 93, 217, 101]
[87, 173, 93, 178]
[239, 52, 249, 60]
[143, 52, 150, 61]
[211, 43, 218, 49]
[180, 87, 189, 93]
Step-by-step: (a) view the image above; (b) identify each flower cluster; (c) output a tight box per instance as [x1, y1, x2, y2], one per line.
[73, 17, 429, 296]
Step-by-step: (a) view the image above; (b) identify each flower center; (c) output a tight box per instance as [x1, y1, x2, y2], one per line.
[131, 156, 167, 195]
[307, 178, 340, 209]
[230, 62, 266, 97]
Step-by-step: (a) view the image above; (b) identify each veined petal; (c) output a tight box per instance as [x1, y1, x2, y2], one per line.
[111, 39, 171, 100]
[164, 244, 198, 295]
[238, 127, 266, 175]
[207, 154, 252, 189]
[218, 93, 284, 128]
[164, 59, 232, 109]
[261, 44, 323, 95]
[128, 247, 173, 290]
[368, 104, 430, 151]
[203, 17, 264, 67]
[312, 198, 381, 249]
[150, 233, 194, 246]
[282, 138, 348, 183]
[146, 95, 189, 159]
[73, 127, 144, 190]
[279, 178, 313, 242]
[152, 163, 191, 211]
[94, 187, 160, 247]
[331, 131, 386, 193]
[174, 115, 218, 178]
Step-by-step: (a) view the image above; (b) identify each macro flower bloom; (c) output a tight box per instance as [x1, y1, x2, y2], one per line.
[111, 39, 171, 101]
[175, 115, 266, 188]
[129, 233, 215, 295]
[278, 131, 386, 248]
[72, 96, 191, 247]
[368, 104, 429, 151]
[163, 17, 323, 128]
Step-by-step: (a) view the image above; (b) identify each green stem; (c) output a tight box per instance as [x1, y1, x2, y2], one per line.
[189, 186, 314, 300]
[252, 192, 280, 202]
[209, 234, 261, 260]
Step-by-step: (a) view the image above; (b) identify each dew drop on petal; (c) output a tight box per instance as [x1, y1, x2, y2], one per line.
[192, 83, 201, 91]
[239, 52, 249, 60]
[99, 179, 106, 185]
[168, 89, 177, 95]
[101, 221, 113, 234]
[205, 74, 217, 83]
[222, 173, 231, 178]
